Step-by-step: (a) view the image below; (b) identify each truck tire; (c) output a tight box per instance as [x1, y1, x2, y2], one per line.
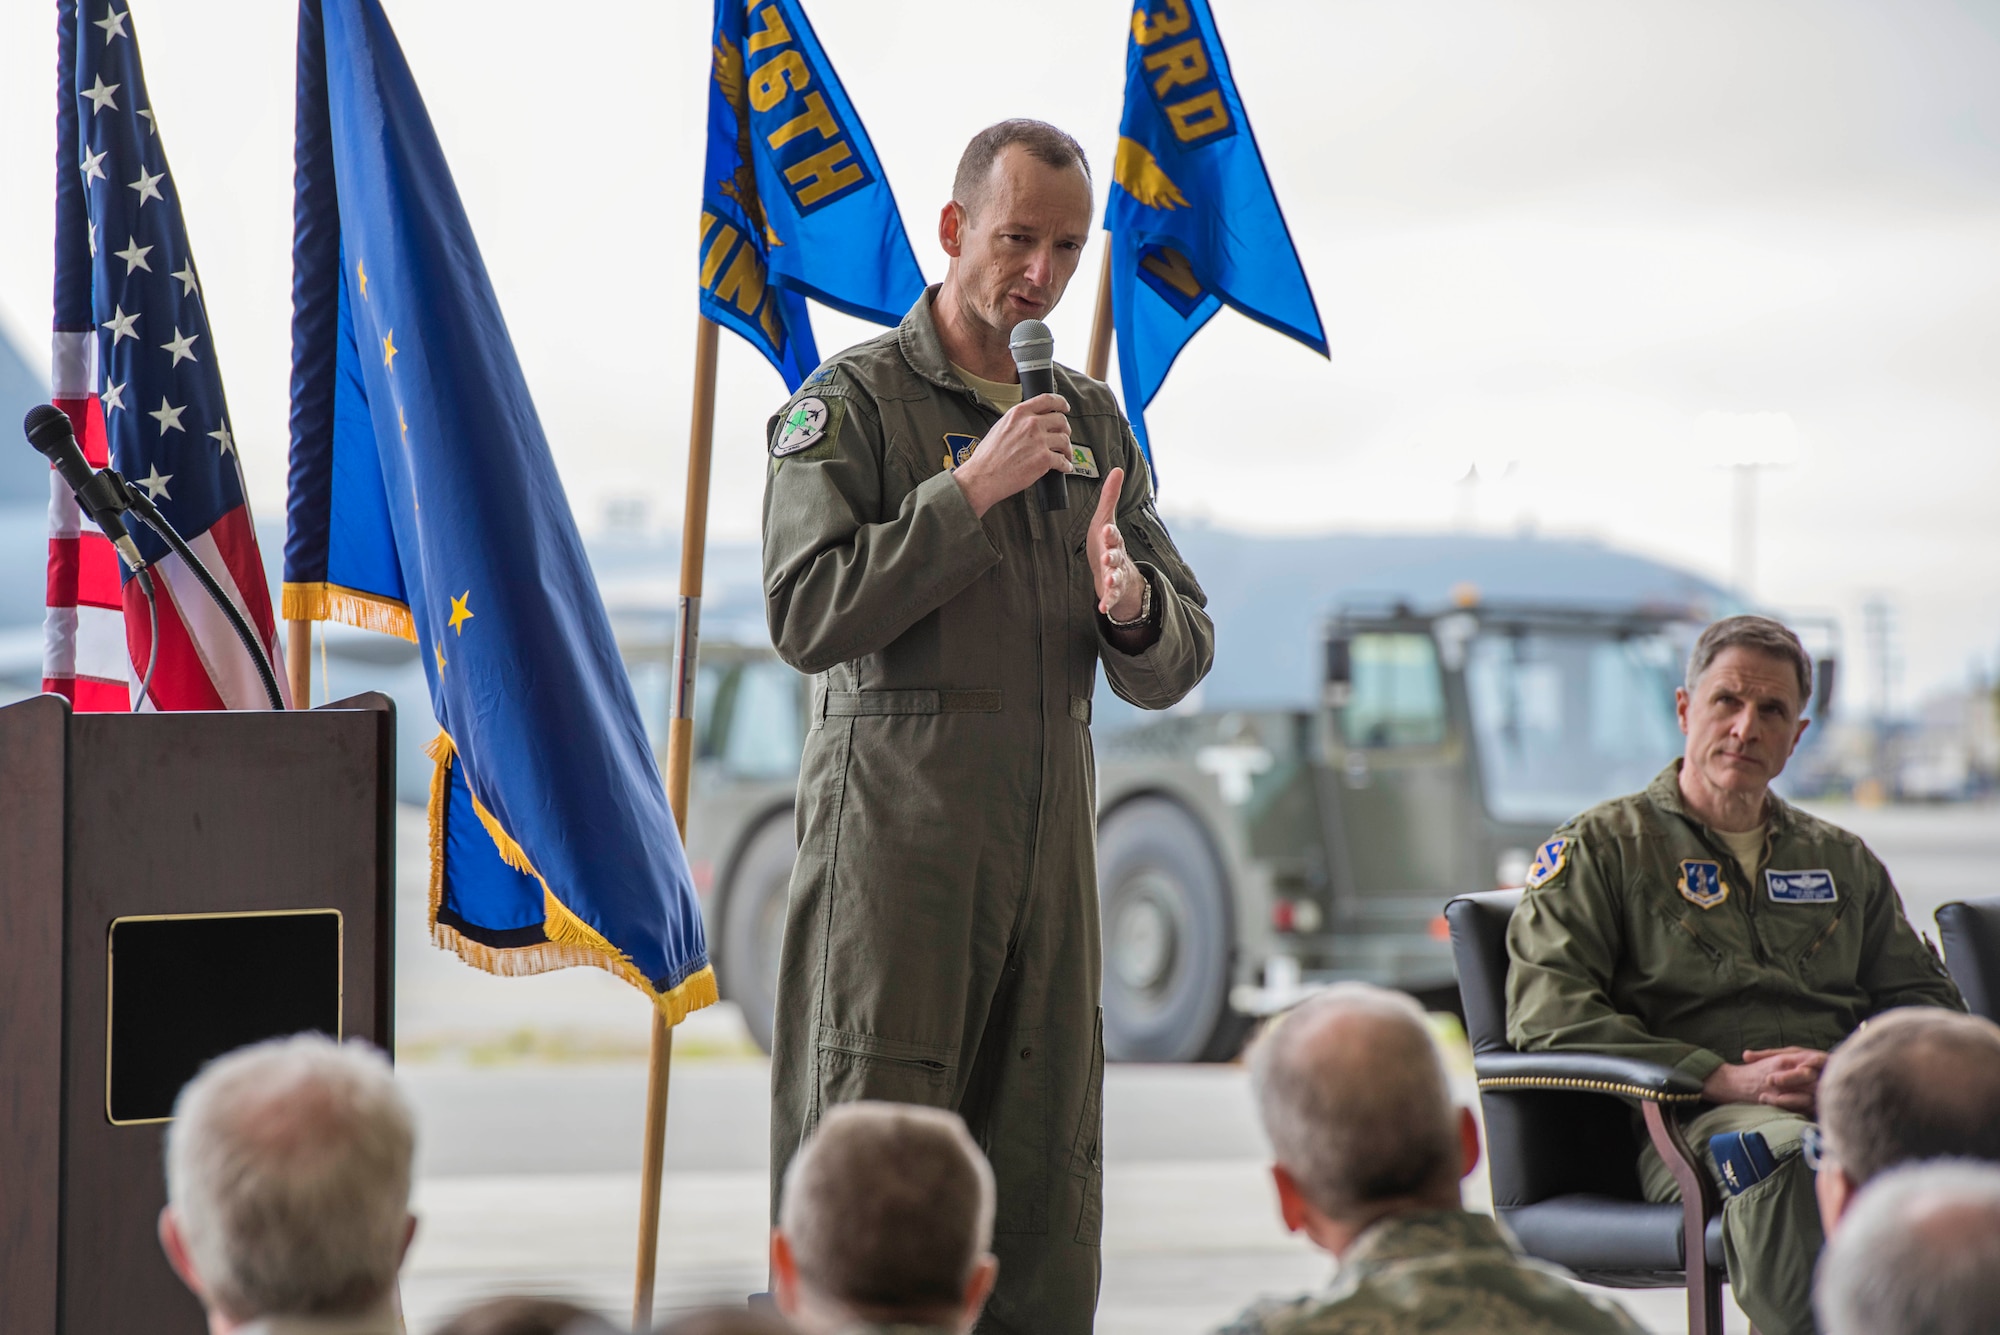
[718, 813, 795, 1054]
[1096, 796, 1244, 1063]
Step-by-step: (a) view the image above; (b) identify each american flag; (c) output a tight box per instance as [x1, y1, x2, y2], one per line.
[43, 0, 287, 711]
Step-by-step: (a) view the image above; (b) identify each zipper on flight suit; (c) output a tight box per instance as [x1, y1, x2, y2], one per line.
[1798, 912, 1844, 966]
[1688, 823, 1770, 965]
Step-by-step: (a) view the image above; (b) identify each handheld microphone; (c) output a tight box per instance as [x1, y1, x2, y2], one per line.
[1008, 319, 1068, 512]
[24, 403, 146, 570]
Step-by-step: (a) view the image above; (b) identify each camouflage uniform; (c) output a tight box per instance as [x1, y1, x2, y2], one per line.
[1213, 1209, 1644, 1334]
[1506, 760, 1964, 1335]
[762, 288, 1214, 1335]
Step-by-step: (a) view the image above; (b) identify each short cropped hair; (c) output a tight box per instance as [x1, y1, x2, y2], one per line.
[164, 1035, 414, 1320]
[1249, 983, 1457, 1220]
[1815, 1160, 2000, 1335]
[778, 1102, 995, 1319]
[1685, 614, 1813, 708]
[1819, 1008, 2000, 1186]
[952, 119, 1091, 217]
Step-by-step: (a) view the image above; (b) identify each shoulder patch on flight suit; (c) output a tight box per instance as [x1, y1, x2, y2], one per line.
[1767, 869, 1837, 904]
[1524, 836, 1568, 889]
[773, 396, 837, 457]
[1678, 859, 1729, 910]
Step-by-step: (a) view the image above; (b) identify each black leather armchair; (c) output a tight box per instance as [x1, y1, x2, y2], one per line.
[1936, 897, 2000, 1021]
[1447, 889, 1731, 1335]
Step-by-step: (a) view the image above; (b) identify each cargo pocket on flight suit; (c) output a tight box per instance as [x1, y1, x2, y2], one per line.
[1068, 1008, 1105, 1245]
[986, 1024, 1050, 1236]
[813, 1026, 957, 1123]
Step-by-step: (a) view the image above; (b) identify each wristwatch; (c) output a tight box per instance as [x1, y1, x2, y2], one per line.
[1105, 572, 1154, 629]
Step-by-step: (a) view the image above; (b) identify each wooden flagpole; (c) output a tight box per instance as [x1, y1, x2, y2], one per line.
[633, 312, 721, 1330]
[286, 619, 311, 709]
[1086, 236, 1115, 382]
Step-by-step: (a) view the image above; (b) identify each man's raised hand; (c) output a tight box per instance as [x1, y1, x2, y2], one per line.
[953, 393, 1072, 518]
[1090, 467, 1145, 624]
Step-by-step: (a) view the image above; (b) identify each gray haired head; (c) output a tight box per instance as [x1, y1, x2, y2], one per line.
[1814, 1160, 2000, 1335]
[164, 1034, 414, 1321]
[1248, 982, 1458, 1221]
[1685, 614, 1813, 708]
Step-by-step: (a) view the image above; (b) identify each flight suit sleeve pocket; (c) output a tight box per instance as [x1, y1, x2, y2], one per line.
[1069, 1007, 1106, 1245]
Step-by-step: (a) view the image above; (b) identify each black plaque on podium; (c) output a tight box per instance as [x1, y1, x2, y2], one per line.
[0, 691, 395, 1335]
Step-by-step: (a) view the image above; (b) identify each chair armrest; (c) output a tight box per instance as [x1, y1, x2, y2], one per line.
[1474, 1051, 1705, 1104]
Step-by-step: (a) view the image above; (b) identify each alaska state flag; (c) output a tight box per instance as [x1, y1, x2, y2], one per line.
[283, 0, 715, 1021]
[701, 0, 925, 389]
[1108, 0, 1327, 459]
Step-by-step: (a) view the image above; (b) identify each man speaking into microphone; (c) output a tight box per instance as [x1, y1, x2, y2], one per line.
[762, 120, 1213, 1333]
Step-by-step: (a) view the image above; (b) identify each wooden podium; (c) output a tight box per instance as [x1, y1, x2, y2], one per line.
[0, 692, 396, 1334]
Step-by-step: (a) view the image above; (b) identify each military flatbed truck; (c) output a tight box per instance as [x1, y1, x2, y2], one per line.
[641, 598, 1829, 1062]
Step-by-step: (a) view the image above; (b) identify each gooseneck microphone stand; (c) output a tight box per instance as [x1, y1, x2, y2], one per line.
[114, 473, 287, 711]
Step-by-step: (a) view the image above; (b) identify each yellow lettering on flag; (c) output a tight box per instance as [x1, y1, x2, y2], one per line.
[715, 242, 768, 317]
[766, 91, 840, 150]
[1132, 0, 1192, 46]
[749, 51, 810, 111]
[1166, 89, 1230, 142]
[700, 222, 739, 288]
[1140, 247, 1203, 299]
[785, 143, 864, 207]
[746, 5, 792, 54]
[1144, 38, 1209, 96]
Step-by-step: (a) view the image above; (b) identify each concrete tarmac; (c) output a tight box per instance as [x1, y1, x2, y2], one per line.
[393, 798, 1998, 1332]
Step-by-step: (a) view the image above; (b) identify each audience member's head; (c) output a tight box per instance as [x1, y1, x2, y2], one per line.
[434, 1295, 617, 1335]
[652, 1307, 797, 1335]
[1248, 983, 1479, 1256]
[159, 1035, 415, 1331]
[1813, 1006, 2000, 1231]
[771, 1102, 997, 1335]
[1814, 1160, 2000, 1335]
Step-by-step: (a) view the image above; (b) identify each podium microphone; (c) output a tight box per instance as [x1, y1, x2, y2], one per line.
[23, 403, 146, 571]
[1009, 319, 1068, 512]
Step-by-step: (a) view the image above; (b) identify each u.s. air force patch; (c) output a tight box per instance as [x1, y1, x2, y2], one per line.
[772, 397, 832, 457]
[1524, 837, 1568, 889]
[942, 432, 979, 471]
[1679, 859, 1729, 910]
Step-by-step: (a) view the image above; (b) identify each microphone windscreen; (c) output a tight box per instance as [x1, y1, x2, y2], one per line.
[24, 403, 71, 452]
[1009, 319, 1054, 369]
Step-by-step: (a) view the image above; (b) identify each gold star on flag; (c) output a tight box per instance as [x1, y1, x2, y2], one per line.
[382, 330, 398, 370]
[357, 259, 368, 299]
[448, 591, 474, 635]
[434, 642, 446, 671]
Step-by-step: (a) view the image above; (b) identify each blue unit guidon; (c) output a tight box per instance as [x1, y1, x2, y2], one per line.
[1105, 0, 1327, 462]
[700, 0, 926, 390]
[284, 0, 715, 1023]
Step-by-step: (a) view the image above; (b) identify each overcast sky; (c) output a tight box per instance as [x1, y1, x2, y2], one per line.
[2, 0, 1997, 704]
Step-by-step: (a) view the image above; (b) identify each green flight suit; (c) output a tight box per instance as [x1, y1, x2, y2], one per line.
[1213, 1210, 1646, 1334]
[1505, 761, 1963, 1335]
[762, 288, 1214, 1335]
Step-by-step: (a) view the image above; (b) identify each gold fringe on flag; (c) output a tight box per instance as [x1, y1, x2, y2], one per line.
[281, 580, 418, 642]
[424, 730, 719, 1025]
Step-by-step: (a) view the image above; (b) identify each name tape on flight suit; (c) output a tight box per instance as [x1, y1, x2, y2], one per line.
[938, 436, 1101, 478]
[1766, 869, 1838, 904]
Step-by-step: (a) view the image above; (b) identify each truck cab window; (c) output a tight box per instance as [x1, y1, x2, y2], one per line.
[715, 661, 805, 779]
[1465, 631, 1680, 823]
[1341, 633, 1447, 748]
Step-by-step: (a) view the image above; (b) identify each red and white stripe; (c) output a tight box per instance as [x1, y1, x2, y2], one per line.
[42, 331, 290, 712]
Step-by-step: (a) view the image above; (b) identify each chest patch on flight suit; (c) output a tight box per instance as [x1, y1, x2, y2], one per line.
[941, 432, 979, 471]
[773, 397, 833, 457]
[1524, 837, 1568, 889]
[1767, 869, 1838, 904]
[1069, 444, 1100, 478]
[1678, 860, 1729, 910]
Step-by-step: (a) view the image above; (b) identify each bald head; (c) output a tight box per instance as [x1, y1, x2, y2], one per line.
[1249, 984, 1459, 1221]
[1820, 1007, 2000, 1186]
[1815, 1161, 2000, 1335]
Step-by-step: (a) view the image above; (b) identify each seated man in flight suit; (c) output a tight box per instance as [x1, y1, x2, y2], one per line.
[1505, 614, 1964, 1335]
